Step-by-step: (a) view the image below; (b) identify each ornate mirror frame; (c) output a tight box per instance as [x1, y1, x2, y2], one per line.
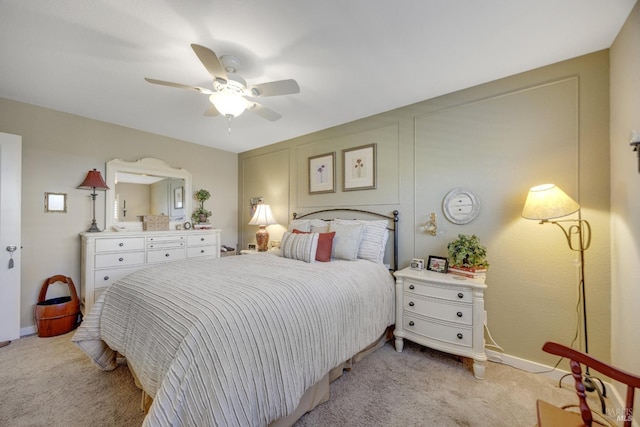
[105, 158, 192, 231]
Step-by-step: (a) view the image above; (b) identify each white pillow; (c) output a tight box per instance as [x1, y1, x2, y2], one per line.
[287, 219, 311, 232]
[329, 222, 364, 261]
[334, 219, 388, 263]
[287, 218, 328, 233]
[280, 231, 319, 263]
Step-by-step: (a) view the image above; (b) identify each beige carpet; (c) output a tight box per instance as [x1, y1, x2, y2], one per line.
[0, 332, 617, 426]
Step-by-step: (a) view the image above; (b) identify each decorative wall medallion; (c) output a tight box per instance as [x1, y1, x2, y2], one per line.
[443, 188, 480, 224]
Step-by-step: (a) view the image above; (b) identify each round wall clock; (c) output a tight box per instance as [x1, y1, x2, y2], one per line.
[442, 188, 480, 225]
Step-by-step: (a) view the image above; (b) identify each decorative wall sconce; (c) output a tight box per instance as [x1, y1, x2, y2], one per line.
[423, 212, 438, 236]
[630, 130, 640, 173]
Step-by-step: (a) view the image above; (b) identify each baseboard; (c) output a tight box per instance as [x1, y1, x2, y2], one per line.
[486, 349, 635, 426]
[20, 325, 36, 337]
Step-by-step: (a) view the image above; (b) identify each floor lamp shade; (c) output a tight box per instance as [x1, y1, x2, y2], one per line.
[248, 203, 277, 251]
[78, 169, 109, 232]
[522, 183, 579, 221]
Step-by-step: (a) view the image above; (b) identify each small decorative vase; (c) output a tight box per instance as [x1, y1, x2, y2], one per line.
[198, 214, 208, 223]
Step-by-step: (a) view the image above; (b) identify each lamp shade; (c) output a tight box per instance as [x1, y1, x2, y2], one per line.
[522, 183, 579, 220]
[209, 92, 248, 118]
[248, 203, 277, 226]
[78, 169, 109, 190]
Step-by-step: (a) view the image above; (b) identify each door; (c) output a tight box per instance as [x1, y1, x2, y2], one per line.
[0, 132, 22, 342]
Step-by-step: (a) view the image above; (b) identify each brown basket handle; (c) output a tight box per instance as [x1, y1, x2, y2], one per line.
[38, 275, 79, 303]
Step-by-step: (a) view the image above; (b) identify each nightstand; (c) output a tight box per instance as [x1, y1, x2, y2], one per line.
[393, 267, 488, 379]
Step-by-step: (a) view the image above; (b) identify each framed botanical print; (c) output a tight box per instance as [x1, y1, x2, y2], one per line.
[343, 143, 376, 191]
[309, 152, 336, 194]
[174, 186, 184, 209]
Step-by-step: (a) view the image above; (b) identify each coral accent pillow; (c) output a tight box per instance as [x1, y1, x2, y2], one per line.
[292, 229, 336, 262]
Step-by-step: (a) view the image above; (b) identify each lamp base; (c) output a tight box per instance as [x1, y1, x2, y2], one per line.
[86, 220, 102, 233]
[255, 226, 269, 252]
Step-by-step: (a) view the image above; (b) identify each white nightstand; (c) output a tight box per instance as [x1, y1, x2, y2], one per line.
[393, 267, 488, 379]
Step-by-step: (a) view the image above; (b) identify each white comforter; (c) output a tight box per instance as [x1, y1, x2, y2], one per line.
[72, 253, 395, 427]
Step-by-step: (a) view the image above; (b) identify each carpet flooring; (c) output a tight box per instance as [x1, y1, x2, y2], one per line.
[0, 331, 617, 426]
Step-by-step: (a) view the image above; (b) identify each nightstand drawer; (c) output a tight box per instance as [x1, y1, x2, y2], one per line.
[187, 245, 217, 258]
[95, 251, 145, 268]
[403, 293, 472, 325]
[403, 314, 472, 348]
[147, 248, 185, 263]
[404, 279, 471, 303]
[95, 237, 145, 253]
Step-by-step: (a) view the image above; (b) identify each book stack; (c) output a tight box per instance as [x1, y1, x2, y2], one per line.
[448, 266, 487, 281]
[193, 223, 213, 230]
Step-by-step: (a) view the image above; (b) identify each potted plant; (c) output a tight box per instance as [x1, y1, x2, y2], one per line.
[192, 189, 212, 223]
[447, 234, 489, 271]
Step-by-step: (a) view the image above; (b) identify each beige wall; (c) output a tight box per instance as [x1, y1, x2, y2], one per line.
[610, 1, 640, 410]
[0, 98, 238, 332]
[238, 51, 611, 365]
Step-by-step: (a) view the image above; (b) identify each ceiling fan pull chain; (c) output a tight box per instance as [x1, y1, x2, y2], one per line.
[227, 116, 232, 134]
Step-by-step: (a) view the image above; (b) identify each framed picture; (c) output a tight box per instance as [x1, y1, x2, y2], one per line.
[309, 152, 336, 194]
[343, 143, 376, 191]
[427, 255, 449, 273]
[174, 186, 184, 209]
[249, 197, 263, 219]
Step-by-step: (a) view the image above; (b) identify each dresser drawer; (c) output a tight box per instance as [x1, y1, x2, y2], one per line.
[147, 248, 185, 263]
[403, 293, 472, 325]
[187, 245, 217, 258]
[95, 237, 145, 253]
[403, 314, 472, 347]
[147, 235, 185, 244]
[93, 266, 141, 289]
[404, 279, 471, 303]
[147, 241, 185, 250]
[95, 251, 145, 268]
[187, 234, 217, 246]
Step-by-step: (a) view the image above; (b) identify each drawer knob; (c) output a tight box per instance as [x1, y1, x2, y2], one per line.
[118, 257, 124, 262]
[457, 333, 463, 339]
[119, 242, 124, 247]
[165, 253, 170, 257]
[200, 237, 205, 241]
[408, 301, 414, 307]
[103, 276, 109, 281]
[409, 284, 415, 290]
[457, 292, 464, 299]
[201, 249, 205, 253]
[408, 321, 415, 327]
[457, 311, 463, 318]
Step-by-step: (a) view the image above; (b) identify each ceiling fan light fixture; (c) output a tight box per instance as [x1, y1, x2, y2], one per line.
[209, 92, 248, 118]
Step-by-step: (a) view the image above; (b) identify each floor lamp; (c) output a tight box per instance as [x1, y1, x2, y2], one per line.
[522, 183, 607, 411]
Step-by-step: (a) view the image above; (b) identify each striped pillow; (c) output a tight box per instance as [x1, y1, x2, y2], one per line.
[280, 232, 319, 263]
[333, 219, 388, 263]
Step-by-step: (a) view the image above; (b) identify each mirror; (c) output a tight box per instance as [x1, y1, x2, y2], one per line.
[105, 158, 192, 231]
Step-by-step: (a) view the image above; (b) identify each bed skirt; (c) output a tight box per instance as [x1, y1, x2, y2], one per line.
[129, 326, 394, 426]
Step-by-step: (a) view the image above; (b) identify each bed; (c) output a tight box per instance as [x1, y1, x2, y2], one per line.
[72, 209, 399, 426]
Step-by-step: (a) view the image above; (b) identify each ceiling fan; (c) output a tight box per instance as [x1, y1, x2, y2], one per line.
[145, 44, 300, 125]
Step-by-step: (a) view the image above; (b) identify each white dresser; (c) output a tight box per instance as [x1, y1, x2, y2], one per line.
[80, 229, 221, 315]
[393, 267, 488, 379]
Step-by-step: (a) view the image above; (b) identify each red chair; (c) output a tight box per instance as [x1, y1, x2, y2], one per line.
[536, 341, 640, 427]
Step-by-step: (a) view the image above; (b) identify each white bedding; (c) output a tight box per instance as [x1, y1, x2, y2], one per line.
[72, 252, 395, 426]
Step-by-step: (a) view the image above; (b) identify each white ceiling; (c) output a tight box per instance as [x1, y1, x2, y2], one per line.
[0, 1, 635, 154]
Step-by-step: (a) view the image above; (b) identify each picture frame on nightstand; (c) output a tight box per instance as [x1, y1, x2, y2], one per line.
[427, 255, 448, 273]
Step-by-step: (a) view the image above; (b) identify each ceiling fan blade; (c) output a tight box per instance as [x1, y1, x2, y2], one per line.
[203, 105, 220, 117]
[191, 44, 227, 82]
[144, 78, 213, 95]
[248, 79, 300, 97]
[247, 102, 282, 121]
